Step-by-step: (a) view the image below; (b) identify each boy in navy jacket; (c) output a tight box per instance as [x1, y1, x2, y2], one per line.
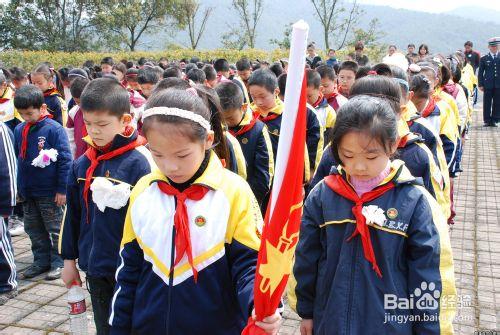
[0, 121, 18, 305]
[215, 81, 274, 211]
[13, 85, 72, 280]
[60, 78, 153, 335]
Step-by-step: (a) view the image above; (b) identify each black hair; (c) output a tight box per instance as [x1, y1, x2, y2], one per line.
[354, 41, 364, 51]
[196, 62, 205, 69]
[307, 43, 316, 50]
[447, 55, 462, 83]
[125, 68, 139, 82]
[163, 66, 183, 79]
[138, 57, 147, 66]
[372, 63, 393, 77]
[101, 56, 114, 66]
[355, 66, 371, 80]
[464, 41, 473, 47]
[215, 81, 243, 112]
[138, 67, 160, 85]
[350, 75, 402, 115]
[80, 77, 130, 117]
[330, 95, 398, 164]
[190, 57, 200, 64]
[213, 58, 230, 73]
[408, 43, 415, 48]
[32, 63, 64, 96]
[113, 63, 127, 76]
[339, 61, 358, 74]
[70, 77, 90, 99]
[328, 48, 335, 53]
[409, 74, 432, 99]
[186, 68, 206, 85]
[143, 89, 210, 144]
[418, 44, 429, 54]
[277, 73, 287, 97]
[193, 85, 230, 165]
[248, 69, 277, 93]
[8, 67, 27, 81]
[236, 58, 252, 72]
[389, 45, 397, 50]
[316, 64, 336, 81]
[202, 64, 217, 82]
[269, 62, 284, 78]
[58, 67, 71, 82]
[389, 65, 410, 95]
[184, 63, 198, 74]
[306, 69, 321, 89]
[252, 62, 262, 71]
[126, 61, 135, 69]
[153, 78, 190, 94]
[13, 84, 44, 109]
[0, 71, 7, 84]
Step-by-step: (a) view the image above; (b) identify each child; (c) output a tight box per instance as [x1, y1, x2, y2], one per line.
[186, 68, 206, 85]
[0, 120, 17, 305]
[306, 43, 322, 69]
[306, 69, 337, 144]
[60, 78, 154, 334]
[101, 57, 114, 75]
[108, 89, 281, 334]
[8, 67, 29, 90]
[13, 85, 72, 280]
[213, 58, 231, 83]
[137, 67, 161, 99]
[291, 95, 456, 335]
[216, 81, 274, 210]
[125, 68, 142, 93]
[66, 77, 90, 159]
[30, 63, 68, 126]
[235, 58, 252, 104]
[338, 61, 358, 98]
[325, 49, 338, 68]
[0, 71, 21, 132]
[316, 65, 348, 111]
[203, 64, 218, 88]
[250, 70, 322, 179]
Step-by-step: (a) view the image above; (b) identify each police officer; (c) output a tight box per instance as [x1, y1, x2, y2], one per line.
[478, 37, 500, 127]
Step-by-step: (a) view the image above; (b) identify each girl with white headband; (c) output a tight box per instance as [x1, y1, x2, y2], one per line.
[109, 89, 281, 335]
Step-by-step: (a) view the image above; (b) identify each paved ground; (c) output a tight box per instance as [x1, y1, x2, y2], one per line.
[0, 106, 498, 334]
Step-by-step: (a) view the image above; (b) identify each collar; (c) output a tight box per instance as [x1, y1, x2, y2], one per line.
[397, 118, 411, 137]
[313, 93, 328, 109]
[43, 87, 60, 97]
[0, 86, 13, 101]
[335, 159, 416, 187]
[150, 151, 224, 190]
[398, 132, 422, 148]
[83, 126, 138, 151]
[238, 107, 254, 127]
[250, 97, 284, 117]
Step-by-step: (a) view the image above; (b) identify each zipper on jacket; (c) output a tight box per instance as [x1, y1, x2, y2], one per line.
[165, 214, 176, 335]
[346, 237, 358, 334]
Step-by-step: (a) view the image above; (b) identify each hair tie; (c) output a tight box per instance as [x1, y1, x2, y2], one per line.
[367, 70, 378, 75]
[142, 107, 211, 131]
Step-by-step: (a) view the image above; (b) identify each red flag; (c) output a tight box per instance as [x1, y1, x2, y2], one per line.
[242, 74, 308, 335]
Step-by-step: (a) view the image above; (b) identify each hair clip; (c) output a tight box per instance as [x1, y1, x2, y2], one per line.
[142, 107, 211, 131]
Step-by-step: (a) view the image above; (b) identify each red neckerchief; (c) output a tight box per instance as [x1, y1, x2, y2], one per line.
[229, 111, 260, 137]
[398, 133, 412, 148]
[258, 111, 281, 122]
[43, 87, 60, 97]
[312, 92, 325, 109]
[0, 91, 10, 104]
[83, 126, 145, 223]
[324, 173, 396, 277]
[157, 182, 210, 283]
[324, 92, 340, 110]
[121, 80, 129, 89]
[421, 98, 437, 118]
[20, 111, 52, 159]
[338, 86, 350, 98]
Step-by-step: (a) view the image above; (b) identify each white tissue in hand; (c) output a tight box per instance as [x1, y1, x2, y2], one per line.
[362, 205, 387, 227]
[31, 149, 58, 168]
[90, 177, 131, 212]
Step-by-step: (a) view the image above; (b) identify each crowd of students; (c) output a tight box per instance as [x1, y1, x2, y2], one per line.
[0, 36, 496, 335]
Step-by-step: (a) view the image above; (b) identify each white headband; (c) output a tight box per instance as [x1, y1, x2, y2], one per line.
[142, 107, 211, 131]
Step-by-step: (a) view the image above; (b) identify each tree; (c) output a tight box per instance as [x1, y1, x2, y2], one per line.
[92, 0, 186, 51]
[349, 18, 387, 61]
[179, 0, 213, 49]
[310, 0, 361, 50]
[220, 25, 248, 50]
[0, 0, 95, 52]
[270, 23, 293, 50]
[231, 0, 263, 49]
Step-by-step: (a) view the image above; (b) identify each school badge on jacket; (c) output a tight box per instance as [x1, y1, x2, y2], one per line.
[90, 177, 131, 212]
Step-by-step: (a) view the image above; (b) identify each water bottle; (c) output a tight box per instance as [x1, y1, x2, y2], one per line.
[68, 282, 88, 335]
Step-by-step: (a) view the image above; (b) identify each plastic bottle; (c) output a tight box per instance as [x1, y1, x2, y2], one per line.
[68, 282, 88, 335]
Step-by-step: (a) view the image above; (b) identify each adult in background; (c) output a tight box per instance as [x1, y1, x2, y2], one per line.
[478, 37, 500, 127]
[306, 43, 322, 69]
[418, 44, 429, 61]
[464, 41, 481, 72]
[406, 43, 419, 64]
[353, 41, 369, 66]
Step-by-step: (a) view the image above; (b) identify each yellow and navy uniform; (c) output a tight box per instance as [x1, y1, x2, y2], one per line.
[310, 97, 336, 145]
[290, 160, 456, 335]
[59, 131, 154, 277]
[228, 109, 274, 207]
[43, 89, 68, 127]
[251, 98, 323, 179]
[109, 152, 262, 334]
[0, 87, 23, 132]
[233, 76, 251, 104]
[225, 131, 247, 179]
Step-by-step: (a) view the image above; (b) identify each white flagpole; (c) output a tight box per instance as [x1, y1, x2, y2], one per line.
[269, 20, 309, 218]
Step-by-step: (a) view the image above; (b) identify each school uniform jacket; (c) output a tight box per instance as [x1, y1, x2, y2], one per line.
[44, 90, 68, 126]
[229, 110, 274, 206]
[312, 97, 336, 145]
[225, 132, 247, 180]
[59, 131, 154, 278]
[0, 122, 16, 217]
[109, 152, 262, 335]
[14, 118, 72, 198]
[290, 160, 456, 335]
[0, 87, 23, 132]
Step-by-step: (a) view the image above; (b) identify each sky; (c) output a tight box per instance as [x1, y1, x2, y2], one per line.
[357, 0, 500, 13]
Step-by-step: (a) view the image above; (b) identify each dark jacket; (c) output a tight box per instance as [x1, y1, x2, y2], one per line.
[478, 53, 500, 89]
[0, 123, 16, 216]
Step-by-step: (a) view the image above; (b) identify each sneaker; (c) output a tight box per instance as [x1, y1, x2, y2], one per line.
[0, 289, 18, 306]
[18, 265, 50, 279]
[8, 216, 24, 236]
[45, 267, 62, 281]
